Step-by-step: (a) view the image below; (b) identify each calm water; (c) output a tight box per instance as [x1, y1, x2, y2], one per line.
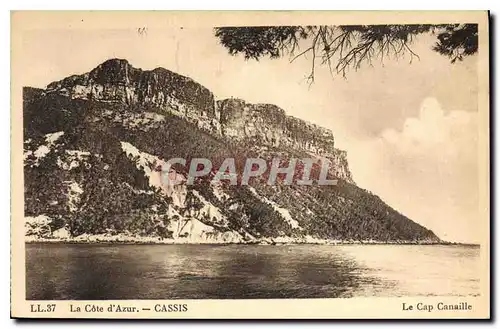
[26, 244, 480, 300]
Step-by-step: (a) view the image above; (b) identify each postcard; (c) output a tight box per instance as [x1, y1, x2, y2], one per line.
[11, 10, 490, 319]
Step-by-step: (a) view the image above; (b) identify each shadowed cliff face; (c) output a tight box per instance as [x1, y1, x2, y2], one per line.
[45, 58, 353, 183]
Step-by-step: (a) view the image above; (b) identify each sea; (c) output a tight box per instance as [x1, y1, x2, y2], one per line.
[26, 243, 480, 300]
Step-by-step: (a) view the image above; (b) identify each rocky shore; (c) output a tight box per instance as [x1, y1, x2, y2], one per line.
[25, 233, 449, 246]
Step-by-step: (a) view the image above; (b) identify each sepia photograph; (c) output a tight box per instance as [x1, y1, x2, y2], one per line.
[10, 11, 490, 319]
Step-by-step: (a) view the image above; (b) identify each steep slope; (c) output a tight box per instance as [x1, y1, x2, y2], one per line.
[23, 59, 440, 244]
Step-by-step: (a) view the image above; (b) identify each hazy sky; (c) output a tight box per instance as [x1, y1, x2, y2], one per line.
[19, 27, 480, 243]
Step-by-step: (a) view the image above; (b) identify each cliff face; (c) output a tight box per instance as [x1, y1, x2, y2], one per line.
[216, 98, 353, 182]
[47, 59, 217, 117]
[45, 59, 353, 182]
[23, 58, 440, 243]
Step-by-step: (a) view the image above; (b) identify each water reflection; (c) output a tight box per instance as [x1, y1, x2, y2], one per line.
[26, 244, 479, 300]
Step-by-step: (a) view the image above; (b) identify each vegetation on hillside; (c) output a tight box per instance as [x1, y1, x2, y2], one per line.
[23, 81, 440, 242]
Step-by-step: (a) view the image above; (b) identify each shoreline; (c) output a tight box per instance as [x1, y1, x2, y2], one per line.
[25, 235, 477, 247]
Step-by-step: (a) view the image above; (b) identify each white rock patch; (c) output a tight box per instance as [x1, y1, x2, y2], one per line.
[57, 149, 91, 170]
[66, 181, 83, 212]
[25, 215, 52, 236]
[45, 131, 65, 143]
[33, 145, 51, 159]
[24, 131, 65, 165]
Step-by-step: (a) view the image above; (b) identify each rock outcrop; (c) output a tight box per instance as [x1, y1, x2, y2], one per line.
[23, 58, 440, 244]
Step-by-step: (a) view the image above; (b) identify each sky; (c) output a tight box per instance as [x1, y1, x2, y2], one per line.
[19, 27, 480, 243]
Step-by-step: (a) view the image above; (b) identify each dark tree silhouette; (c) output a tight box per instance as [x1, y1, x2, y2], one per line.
[214, 24, 478, 82]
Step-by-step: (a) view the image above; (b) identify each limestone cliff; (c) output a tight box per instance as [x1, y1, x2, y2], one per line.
[216, 98, 353, 182]
[47, 59, 216, 115]
[45, 58, 354, 183]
